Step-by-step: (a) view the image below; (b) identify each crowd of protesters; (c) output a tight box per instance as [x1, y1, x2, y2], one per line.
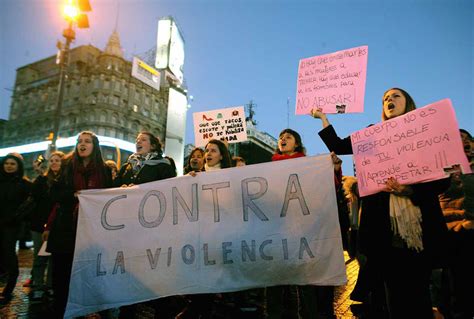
[1, 88, 473, 319]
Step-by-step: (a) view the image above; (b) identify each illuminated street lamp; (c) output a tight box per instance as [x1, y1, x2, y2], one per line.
[50, 0, 91, 152]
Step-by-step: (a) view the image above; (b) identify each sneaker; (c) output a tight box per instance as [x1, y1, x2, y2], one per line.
[23, 278, 33, 287]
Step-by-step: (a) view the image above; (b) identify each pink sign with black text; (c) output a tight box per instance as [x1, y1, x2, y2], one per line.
[351, 99, 471, 197]
[295, 45, 368, 114]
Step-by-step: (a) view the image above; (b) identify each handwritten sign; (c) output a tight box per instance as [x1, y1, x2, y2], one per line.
[295, 46, 368, 115]
[65, 155, 347, 317]
[351, 99, 472, 196]
[193, 106, 247, 147]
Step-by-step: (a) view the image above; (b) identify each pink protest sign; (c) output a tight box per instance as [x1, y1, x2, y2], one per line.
[351, 99, 471, 197]
[295, 45, 368, 115]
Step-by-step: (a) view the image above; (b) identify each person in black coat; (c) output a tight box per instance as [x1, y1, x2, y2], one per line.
[47, 131, 113, 317]
[114, 131, 176, 187]
[311, 88, 450, 319]
[0, 153, 31, 303]
[115, 131, 177, 318]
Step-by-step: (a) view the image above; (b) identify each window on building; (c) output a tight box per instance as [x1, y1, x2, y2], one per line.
[100, 112, 107, 122]
[98, 127, 105, 135]
[104, 80, 110, 89]
[111, 96, 119, 106]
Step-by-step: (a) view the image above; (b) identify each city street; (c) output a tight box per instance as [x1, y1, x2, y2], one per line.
[1, 248, 359, 318]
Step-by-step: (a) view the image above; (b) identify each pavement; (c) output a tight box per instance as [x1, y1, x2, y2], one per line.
[1, 247, 360, 318]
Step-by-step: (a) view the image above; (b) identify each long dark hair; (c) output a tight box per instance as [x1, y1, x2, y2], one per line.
[381, 88, 417, 121]
[460, 129, 472, 140]
[63, 131, 107, 184]
[184, 147, 205, 174]
[275, 128, 306, 155]
[69, 131, 104, 166]
[138, 131, 163, 156]
[205, 139, 232, 169]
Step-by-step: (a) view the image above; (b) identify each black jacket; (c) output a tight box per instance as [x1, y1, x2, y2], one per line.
[30, 175, 56, 232]
[114, 155, 177, 186]
[0, 174, 31, 227]
[47, 161, 113, 254]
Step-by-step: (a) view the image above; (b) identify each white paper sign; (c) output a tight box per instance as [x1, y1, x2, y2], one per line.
[65, 155, 347, 317]
[193, 106, 247, 147]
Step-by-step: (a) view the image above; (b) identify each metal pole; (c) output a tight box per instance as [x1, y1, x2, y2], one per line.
[50, 21, 75, 152]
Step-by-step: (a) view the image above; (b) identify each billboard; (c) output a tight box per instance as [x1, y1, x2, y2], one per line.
[164, 87, 188, 176]
[155, 17, 185, 84]
[131, 57, 160, 91]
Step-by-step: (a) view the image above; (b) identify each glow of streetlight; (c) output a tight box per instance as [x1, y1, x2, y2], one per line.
[64, 0, 79, 21]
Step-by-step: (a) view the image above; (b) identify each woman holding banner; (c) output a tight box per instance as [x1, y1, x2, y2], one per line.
[178, 139, 232, 318]
[115, 131, 177, 318]
[270, 128, 347, 319]
[114, 131, 176, 187]
[311, 88, 450, 319]
[46, 131, 113, 317]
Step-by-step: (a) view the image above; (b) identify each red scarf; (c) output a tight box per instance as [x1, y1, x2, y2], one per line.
[72, 158, 104, 191]
[271, 152, 306, 162]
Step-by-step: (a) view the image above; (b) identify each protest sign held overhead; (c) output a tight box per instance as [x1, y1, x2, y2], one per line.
[296, 45, 368, 115]
[65, 155, 347, 317]
[193, 106, 247, 147]
[351, 99, 472, 197]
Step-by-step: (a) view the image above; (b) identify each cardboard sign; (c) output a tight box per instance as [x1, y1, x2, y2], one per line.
[65, 155, 347, 317]
[296, 45, 368, 114]
[351, 99, 472, 196]
[193, 106, 247, 147]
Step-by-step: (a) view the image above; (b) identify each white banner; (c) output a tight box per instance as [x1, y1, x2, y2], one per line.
[65, 155, 347, 317]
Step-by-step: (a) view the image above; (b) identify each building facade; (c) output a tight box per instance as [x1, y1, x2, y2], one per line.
[1, 30, 181, 177]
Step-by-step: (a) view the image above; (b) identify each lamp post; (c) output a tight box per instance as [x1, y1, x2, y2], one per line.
[49, 0, 91, 152]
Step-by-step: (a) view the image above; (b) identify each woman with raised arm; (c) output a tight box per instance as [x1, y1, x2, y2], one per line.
[311, 88, 450, 319]
[27, 151, 65, 300]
